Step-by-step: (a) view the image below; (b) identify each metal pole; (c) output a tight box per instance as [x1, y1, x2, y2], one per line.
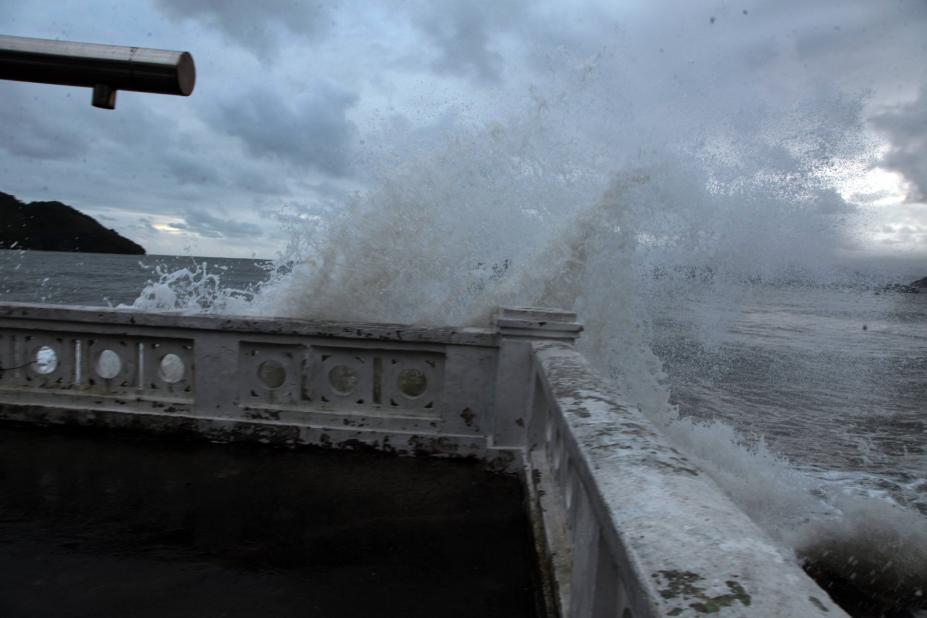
[0, 35, 195, 109]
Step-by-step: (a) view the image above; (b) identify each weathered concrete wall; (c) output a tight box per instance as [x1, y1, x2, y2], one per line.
[527, 341, 849, 618]
[0, 302, 511, 467]
[0, 301, 850, 617]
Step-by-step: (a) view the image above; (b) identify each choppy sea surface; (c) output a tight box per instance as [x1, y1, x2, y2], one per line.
[651, 284, 927, 516]
[0, 250, 269, 307]
[1, 249, 925, 614]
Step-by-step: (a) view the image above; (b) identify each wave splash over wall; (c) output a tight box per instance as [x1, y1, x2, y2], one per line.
[129, 10, 926, 613]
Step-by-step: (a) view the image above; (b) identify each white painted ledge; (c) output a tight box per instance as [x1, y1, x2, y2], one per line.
[529, 341, 848, 617]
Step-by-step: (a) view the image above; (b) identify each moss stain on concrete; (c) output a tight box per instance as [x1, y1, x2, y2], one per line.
[657, 570, 752, 614]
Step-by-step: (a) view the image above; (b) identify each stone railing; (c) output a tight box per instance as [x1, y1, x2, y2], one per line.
[0, 303, 509, 466]
[523, 340, 848, 617]
[0, 302, 848, 618]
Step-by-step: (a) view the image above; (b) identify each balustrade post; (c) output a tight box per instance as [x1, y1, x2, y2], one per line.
[191, 332, 239, 417]
[491, 307, 582, 448]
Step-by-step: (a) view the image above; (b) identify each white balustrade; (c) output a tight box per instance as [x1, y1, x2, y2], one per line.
[0, 303, 500, 462]
[526, 340, 849, 618]
[0, 301, 851, 617]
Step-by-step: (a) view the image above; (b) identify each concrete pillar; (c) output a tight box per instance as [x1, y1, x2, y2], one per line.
[192, 332, 240, 417]
[491, 307, 582, 448]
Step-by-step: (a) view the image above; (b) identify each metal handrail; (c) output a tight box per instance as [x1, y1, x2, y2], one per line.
[0, 35, 195, 109]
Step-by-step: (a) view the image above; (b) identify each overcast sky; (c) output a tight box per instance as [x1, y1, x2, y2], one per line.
[1, 0, 926, 259]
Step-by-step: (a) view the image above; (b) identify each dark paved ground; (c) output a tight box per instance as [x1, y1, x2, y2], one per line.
[0, 424, 540, 618]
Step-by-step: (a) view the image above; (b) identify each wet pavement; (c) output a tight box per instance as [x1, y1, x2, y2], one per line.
[0, 424, 540, 618]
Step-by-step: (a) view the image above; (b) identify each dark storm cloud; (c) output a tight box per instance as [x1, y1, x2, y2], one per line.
[182, 208, 263, 239]
[871, 89, 927, 202]
[165, 153, 222, 186]
[152, 0, 331, 59]
[411, 0, 528, 83]
[0, 89, 89, 160]
[814, 188, 854, 214]
[160, 156, 283, 197]
[210, 85, 358, 176]
[0, 80, 184, 164]
[231, 167, 284, 196]
[161, 140, 285, 197]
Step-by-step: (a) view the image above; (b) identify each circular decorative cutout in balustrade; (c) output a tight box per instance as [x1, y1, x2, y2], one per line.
[328, 365, 358, 395]
[33, 345, 58, 375]
[258, 360, 286, 389]
[397, 368, 427, 399]
[159, 353, 185, 384]
[96, 349, 122, 379]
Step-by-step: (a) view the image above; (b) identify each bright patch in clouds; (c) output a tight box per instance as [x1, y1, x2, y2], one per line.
[839, 164, 927, 254]
[152, 221, 186, 235]
[868, 203, 927, 250]
[841, 166, 909, 208]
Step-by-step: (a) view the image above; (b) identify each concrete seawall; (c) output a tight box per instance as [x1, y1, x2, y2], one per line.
[0, 302, 850, 617]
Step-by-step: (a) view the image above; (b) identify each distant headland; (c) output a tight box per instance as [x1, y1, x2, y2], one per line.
[0, 191, 145, 255]
[879, 276, 926, 294]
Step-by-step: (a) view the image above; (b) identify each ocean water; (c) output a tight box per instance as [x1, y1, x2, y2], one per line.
[0, 250, 270, 308]
[653, 283, 927, 513]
